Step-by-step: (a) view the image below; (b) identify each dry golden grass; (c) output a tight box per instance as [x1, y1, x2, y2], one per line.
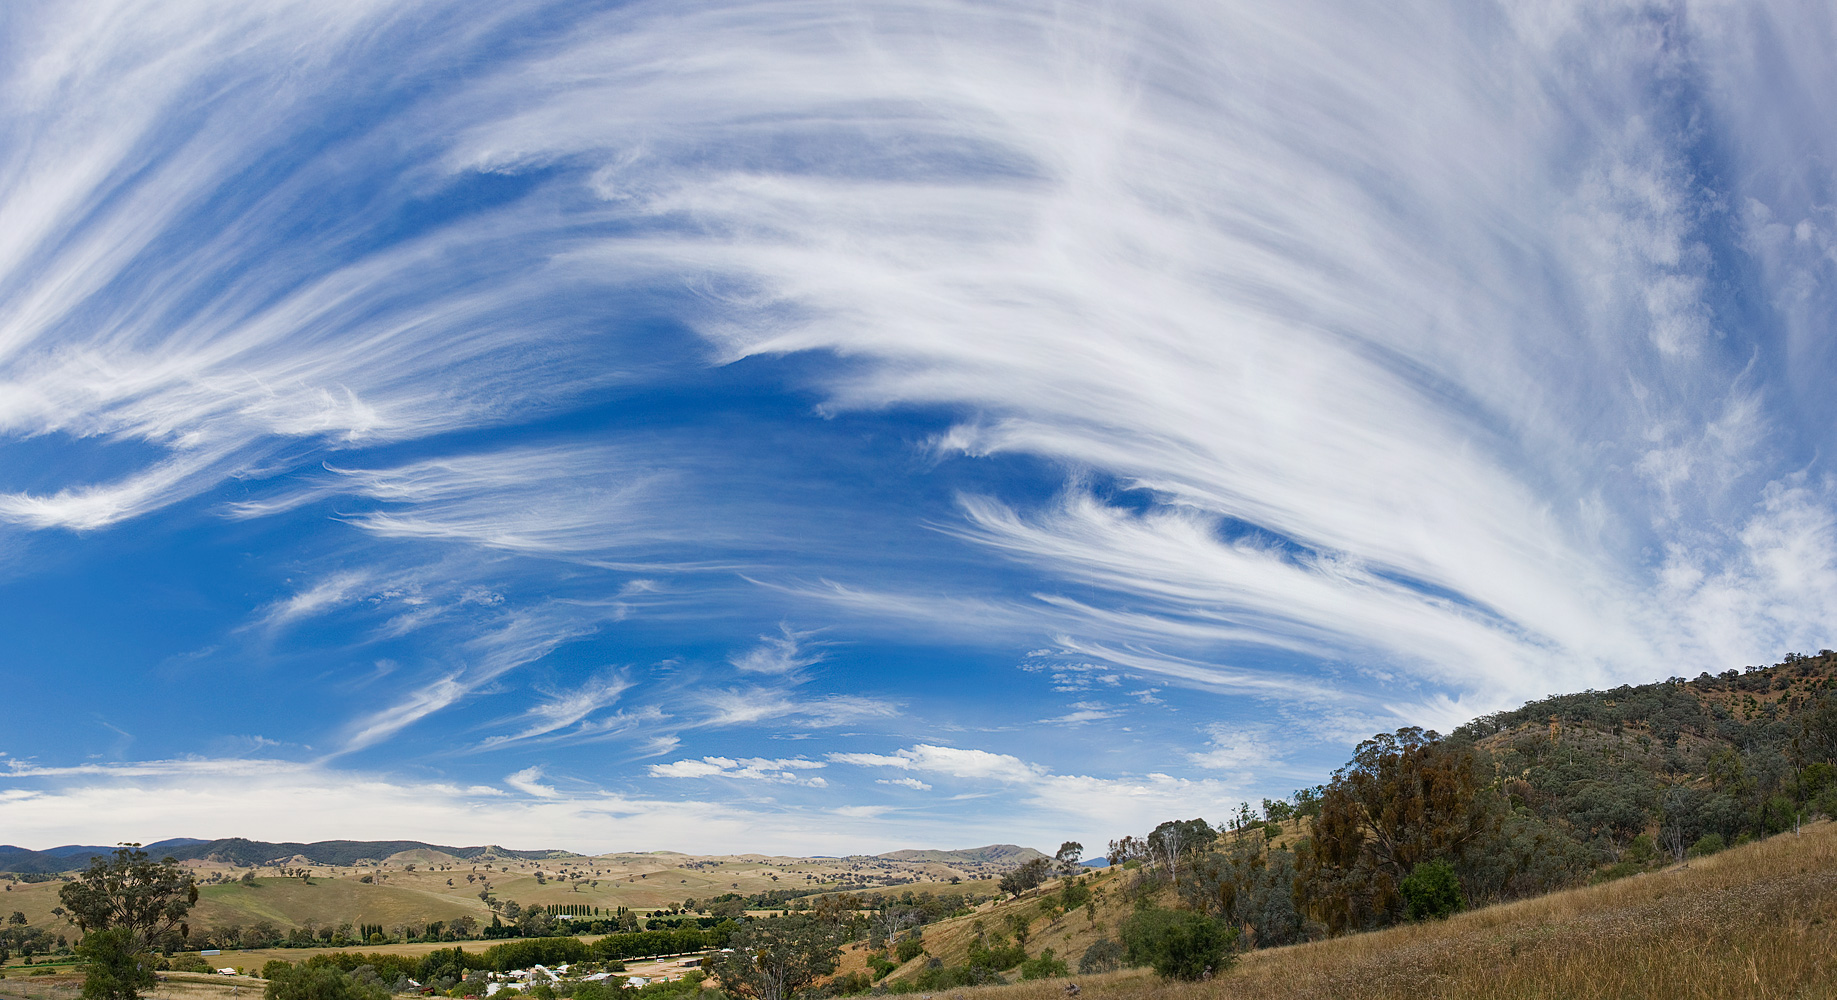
[912, 821, 1837, 1000]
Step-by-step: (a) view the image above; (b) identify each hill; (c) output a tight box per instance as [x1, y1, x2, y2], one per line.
[866, 820, 1835, 1000]
[0, 839, 574, 873]
[874, 846, 1049, 865]
[164, 839, 567, 867]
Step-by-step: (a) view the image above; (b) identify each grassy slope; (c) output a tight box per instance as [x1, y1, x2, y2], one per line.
[884, 820, 1837, 1000]
[191, 879, 485, 929]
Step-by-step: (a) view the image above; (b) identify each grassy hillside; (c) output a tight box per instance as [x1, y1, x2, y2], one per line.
[857, 821, 1837, 999]
[190, 878, 487, 930]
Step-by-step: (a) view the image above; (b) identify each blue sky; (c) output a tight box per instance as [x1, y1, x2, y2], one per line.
[2, 0, 1836, 855]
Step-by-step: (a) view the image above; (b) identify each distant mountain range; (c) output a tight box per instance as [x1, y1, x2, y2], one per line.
[0, 838, 1049, 874]
[0, 838, 561, 874]
[871, 844, 1049, 865]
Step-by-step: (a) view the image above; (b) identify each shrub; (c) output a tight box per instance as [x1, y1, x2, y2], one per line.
[570, 982, 615, 1000]
[1018, 949, 1068, 980]
[261, 961, 295, 981]
[894, 938, 924, 963]
[1119, 907, 1236, 981]
[965, 939, 1025, 972]
[168, 953, 213, 973]
[264, 964, 389, 1000]
[1399, 859, 1463, 921]
[1626, 834, 1658, 863]
[1592, 861, 1643, 884]
[1077, 939, 1124, 974]
[1688, 833, 1726, 857]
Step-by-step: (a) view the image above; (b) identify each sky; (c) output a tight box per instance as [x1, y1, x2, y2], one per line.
[2, 0, 1836, 857]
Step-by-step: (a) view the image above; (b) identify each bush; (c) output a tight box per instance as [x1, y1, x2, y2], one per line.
[1399, 859, 1463, 921]
[965, 939, 1025, 972]
[1688, 833, 1726, 857]
[1626, 834, 1657, 863]
[1017, 949, 1068, 980]
[168, 953, 214, 973]
[264, 965, 389, 1000]
[894, 938, 924, 963]
[261, 961, 295, 981]
[570, 982, 615, 1000]
[1119, 908, 1236, 981]
[1077, 939, 1124, 974]
[1592, 861, 1643, 884]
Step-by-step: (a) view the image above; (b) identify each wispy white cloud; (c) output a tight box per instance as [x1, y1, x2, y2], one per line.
[698, 690, 900, 729]
[729, 625, 825, 676]
[648, 756, 828, 787]
[505, 765, 560, 798]
[830, 742, 1251, 829]
[480, 670, 634, 748]
[337, 606, 605, 754]
[875, 777, 931, 791]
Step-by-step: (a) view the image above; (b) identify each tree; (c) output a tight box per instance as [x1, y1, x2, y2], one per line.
[998, 858, 1052, 897]
[711, 916, 843, 1000]
[76, 928, 156, 1000]
[1119, 907, 1236, 981]
[1145, 818, 1215, 887]
[265, 965, 388, 1000]
[61, 845, 198, 1000]
[1053, 842, 1084, 875]
[1305, 729, 1497, 931]
[60, 845, 199, 940]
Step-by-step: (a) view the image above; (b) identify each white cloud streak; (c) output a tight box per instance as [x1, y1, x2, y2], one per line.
[3, 0, 1837, 775]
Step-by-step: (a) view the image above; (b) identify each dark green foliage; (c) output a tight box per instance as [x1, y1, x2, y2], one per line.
[1017, 948, 1068, 980]
[1077, 938, 1125, 974]
[1119, 907, 1236, 981]
[302, 952, 423, 984]
[893, 937, 924, 963]
[590, 925, 731, 961]
[76, 927, 155, 1000]
[261, 960, 295, 980]
[965, 936, 1026, 972]
[60, 846, 198, 939]
[569, 982, 616, 1000]
[710, 915, 843, 1000]
[1398, 860, 1462, 920]
[997, 858, 1052, 897]
[264, 964, 389, 1000]
[165, 953, 213, 974]
[478, 937, 589, 971]
[1688, 833, 1726, 857]
[1182, 837, 1307, 948]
